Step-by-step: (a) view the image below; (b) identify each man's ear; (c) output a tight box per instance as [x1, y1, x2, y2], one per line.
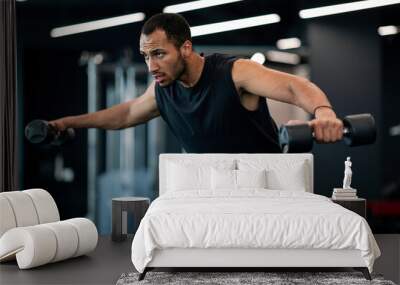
[180, 40, 192, 58]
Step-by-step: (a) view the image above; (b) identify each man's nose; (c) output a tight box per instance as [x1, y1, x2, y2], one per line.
[148, 58, 159, 73]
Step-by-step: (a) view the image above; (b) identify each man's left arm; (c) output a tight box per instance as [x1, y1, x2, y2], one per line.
[232, 59, 343, 143]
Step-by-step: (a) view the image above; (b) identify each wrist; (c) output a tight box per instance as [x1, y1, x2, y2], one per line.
[313, 105, 336, 119]
[61, 117, 73, 129]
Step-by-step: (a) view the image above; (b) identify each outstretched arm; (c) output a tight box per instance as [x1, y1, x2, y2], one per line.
[49, 81, 159, 131]
[232, 59, 343, 143]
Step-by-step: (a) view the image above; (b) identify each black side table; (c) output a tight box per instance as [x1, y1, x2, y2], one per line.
[112, 197, 150, 242]
[331, 198, 366, 219]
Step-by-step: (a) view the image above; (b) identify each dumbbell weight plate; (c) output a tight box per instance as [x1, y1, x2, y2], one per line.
[342, 113, 376, 147]
[25, 120, 52, 144]
[279, 124, 314, 153]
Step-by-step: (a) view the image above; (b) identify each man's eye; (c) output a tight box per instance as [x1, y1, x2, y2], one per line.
[155, 52, 164, 58]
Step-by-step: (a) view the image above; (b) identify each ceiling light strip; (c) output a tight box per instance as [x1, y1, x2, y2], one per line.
[250, 52, 266, 65]
[276, 37, 301, 50]
[299, 0, 400, 19]
[191, 14, 280, 37]
[163, 0, 242, 13]
[378, 25, 399, 36]
[50, 12, 145, 38]
[266, 51, 300, 65]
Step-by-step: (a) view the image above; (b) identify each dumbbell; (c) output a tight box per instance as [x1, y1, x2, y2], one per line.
[279, 113, 377, 153]
[25, 120, 75, 146]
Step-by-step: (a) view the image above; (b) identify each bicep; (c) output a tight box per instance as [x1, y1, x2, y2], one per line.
[126, 81, 160, 127]
[232, 59, 301, 104]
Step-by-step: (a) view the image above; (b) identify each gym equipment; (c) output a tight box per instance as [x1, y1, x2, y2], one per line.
[25, 120, 75, 146]
[279, 113, 376, 153]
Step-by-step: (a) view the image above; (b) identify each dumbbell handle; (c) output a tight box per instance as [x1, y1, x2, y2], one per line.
[311, 127, 350, 137]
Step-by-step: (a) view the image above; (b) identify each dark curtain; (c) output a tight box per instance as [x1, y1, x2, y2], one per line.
[0, 0, 17, 192]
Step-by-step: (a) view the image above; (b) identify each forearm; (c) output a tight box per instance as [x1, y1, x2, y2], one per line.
[288, 77, 343, 142]
[290, 77, 334, 116]
[61, 101, 131, 130]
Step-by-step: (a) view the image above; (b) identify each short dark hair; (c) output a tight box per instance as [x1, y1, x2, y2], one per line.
[141, 13, 192, 48]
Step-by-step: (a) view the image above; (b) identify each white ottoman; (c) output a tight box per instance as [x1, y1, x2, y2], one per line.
[0, 189, 98, 269]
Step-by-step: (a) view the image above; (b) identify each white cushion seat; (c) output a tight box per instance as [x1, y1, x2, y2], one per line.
[0, 189, 98, 269]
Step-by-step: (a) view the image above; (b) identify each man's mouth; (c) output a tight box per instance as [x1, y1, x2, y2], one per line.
[153, 73, 165, 83]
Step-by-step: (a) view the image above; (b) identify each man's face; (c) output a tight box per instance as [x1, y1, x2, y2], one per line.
[140, 29, 185, 87]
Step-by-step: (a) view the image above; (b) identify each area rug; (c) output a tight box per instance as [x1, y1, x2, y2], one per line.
[116, 271, 396, 285]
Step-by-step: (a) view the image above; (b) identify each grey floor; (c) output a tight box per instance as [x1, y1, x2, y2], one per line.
[1, 234, 399, 285]
[373, 234, 400, 284]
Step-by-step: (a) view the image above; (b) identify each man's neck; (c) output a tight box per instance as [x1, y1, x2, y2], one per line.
[178, 53, 205, 88]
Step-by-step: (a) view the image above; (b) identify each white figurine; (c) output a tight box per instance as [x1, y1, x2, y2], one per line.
[342, 157, 353, 189]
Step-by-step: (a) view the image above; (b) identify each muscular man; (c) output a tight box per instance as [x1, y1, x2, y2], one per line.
[50, 13, 343, 153]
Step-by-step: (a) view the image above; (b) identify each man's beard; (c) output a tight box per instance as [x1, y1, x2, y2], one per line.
[159, 55, 186, 87]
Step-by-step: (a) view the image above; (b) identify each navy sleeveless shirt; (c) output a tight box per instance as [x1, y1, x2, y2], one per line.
[154, 53, 282, 153]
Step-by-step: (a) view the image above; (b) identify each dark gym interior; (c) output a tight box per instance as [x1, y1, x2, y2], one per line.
[1, 1, 400, 283]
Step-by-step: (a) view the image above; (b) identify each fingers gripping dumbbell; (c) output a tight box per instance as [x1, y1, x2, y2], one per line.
[279, 113, 377, 153]
[25, 120, 75, 146]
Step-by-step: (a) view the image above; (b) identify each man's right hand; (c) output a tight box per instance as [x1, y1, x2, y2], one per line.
[48, 118, 68, 133]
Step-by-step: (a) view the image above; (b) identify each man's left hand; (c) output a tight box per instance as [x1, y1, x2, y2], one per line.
[286, 107, 343, 143]
[309, 107, 343, 143]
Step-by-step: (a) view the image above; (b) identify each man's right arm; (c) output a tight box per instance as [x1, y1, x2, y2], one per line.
[50, 81, 159, 131]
